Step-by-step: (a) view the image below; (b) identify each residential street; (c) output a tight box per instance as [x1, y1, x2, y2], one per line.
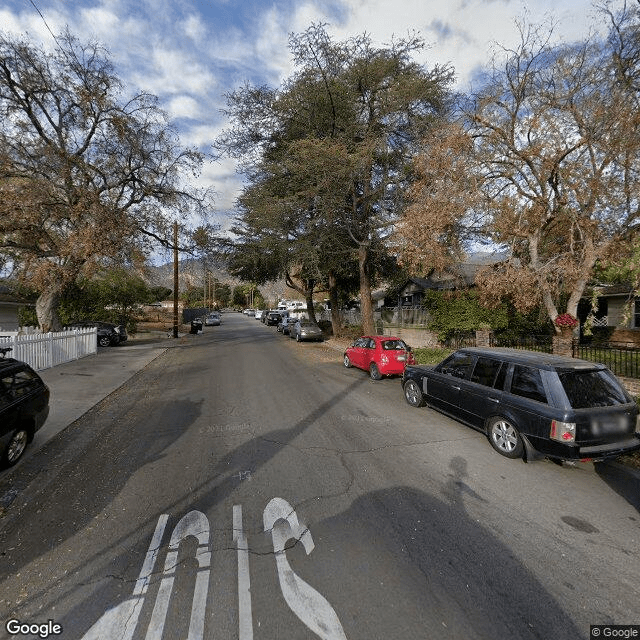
[0, 313, 639, 640]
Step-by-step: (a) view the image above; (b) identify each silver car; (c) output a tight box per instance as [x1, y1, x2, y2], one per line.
[289, 319, 323, 342]
[204, 313, 221, 326]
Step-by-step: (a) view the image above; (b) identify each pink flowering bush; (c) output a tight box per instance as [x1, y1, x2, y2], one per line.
[554, 313, 578, 328]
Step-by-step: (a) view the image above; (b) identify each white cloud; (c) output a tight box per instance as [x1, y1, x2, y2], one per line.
[166, 95, 203, 121]
[181, 13, 207, 43]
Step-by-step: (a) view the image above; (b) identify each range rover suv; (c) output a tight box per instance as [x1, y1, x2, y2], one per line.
[402, 347, 640, 462]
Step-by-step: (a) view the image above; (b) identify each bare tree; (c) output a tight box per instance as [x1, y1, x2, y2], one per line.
[0, 30, 210, 330]
[466, 21, 640, 331]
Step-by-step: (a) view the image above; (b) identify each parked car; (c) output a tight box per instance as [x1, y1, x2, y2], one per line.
[0, 348, 50, 467]
[243, 308, 255, 316]
[266, 311, 282, 326]
[289, 319, 323, 342]
[344, 336, 415, 380]
[254, 309, 264, 320]
[68, 321, 126, 347]
[204, 312, 221, 326]
[402, 347, 640, 462]
[278, 317, 297, 335]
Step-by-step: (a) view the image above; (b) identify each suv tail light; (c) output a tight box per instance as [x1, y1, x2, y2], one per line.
[550, 420, 576, 443]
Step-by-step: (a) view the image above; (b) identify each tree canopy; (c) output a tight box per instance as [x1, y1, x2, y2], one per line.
[398, 9, 640, 334]
[216, 24, 454, 334]
[0, 30, 212, 330]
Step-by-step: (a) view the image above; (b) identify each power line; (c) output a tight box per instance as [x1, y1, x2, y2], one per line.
[26, 0, 59, 44]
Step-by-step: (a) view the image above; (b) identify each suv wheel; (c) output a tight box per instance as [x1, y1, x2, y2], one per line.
[403, 380, 425, 407]
[98, 335, 111, 347]
[487, 417, 524, 459]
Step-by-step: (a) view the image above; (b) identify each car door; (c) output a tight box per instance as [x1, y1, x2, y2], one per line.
[344, 338, 362, 368]
[457, 357, 507, 429]
[424, 352, 475, 416]
[361, 338, 377, 369]
[0, 374, 19, 437]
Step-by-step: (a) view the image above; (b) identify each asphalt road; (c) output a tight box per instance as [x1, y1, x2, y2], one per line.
[0, 313, 638, 640]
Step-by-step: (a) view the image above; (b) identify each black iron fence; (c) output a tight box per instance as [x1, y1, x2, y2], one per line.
[572, 343, 640, 379]
[489, 334, 640, 379]
[490, 334, 553, 353]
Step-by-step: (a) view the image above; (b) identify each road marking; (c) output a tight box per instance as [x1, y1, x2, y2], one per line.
[79, 514, 168, 640]
[264, 498, 347, 640]
[146, 510, 211, 640]
[233, 505, 254, 640]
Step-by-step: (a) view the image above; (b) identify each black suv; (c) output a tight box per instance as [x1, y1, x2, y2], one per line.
[68, 321, 127, 347]
[266, 311, 282, 326]
[0, 348, 50, 467]
[402, 347, 640, 462]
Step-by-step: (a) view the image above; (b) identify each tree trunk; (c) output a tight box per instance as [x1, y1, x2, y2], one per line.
[36, 288, 63, 332]
[358, 244, 375, 335]
[328, 271, 342, 337]
[305, 285, 318, 324]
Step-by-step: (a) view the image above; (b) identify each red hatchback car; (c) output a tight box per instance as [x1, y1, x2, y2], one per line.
[344, 336, 415, 380]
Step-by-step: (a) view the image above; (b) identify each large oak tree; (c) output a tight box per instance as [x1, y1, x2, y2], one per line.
[399, 14, 640, 335]
[0, 30, 211, 330]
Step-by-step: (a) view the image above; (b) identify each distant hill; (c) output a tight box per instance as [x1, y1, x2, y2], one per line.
[144, 257, 297, 305]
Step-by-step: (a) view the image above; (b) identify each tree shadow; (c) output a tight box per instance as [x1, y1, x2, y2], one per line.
[293, 458, 584, 639]
[593, 461, 640, 512]
[1, 375, 368, 637]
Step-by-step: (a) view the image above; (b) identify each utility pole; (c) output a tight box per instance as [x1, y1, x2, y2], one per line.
[173, 221, 179, 338]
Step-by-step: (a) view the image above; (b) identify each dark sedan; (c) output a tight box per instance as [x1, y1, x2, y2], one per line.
[402, 347, 640, 462]
[68, 321, 127, 347]
[0, 349, 50, 466]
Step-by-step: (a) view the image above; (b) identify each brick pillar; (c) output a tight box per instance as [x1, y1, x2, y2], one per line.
[475, 329, 492, 348]
[552, 327, 574, 356]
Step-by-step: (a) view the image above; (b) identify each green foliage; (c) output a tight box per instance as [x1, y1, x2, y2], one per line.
[412, 347, 454, 365]
[230, 284, 264, 309]
[422, 290, 509, 340]
[56, 269, 163, 326]
[148, 286, 173, 302]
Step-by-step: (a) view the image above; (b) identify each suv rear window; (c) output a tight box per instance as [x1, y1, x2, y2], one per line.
[510, 365, 548, 404]
[559, 370, 628, 408]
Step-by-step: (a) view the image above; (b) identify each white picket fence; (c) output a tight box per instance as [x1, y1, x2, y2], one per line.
[0, 328, 97, 371]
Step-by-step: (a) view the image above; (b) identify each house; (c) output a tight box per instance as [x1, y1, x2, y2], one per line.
[391, 263, 479, 307]
[578, 284, 640, 345]
[0, 285, 28, 331]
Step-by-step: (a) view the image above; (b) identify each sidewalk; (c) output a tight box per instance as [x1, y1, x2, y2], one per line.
[31, 334, 172, 456]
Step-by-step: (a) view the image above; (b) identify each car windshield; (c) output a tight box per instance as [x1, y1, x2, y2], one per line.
[382, 340, 408, 350]
[559, 369, 629, 408]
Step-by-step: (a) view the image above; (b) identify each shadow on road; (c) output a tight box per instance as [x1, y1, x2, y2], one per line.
[594, 461, 640, 512]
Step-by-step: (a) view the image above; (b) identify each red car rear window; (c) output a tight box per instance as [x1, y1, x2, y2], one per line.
[381, 340, 408, 350]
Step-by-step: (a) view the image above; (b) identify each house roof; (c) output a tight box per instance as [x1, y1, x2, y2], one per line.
[401, 263, 480, 292]
[584, 283, 636, 298]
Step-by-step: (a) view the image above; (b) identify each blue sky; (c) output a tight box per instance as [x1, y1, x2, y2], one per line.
[0, 0, 606, 231]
